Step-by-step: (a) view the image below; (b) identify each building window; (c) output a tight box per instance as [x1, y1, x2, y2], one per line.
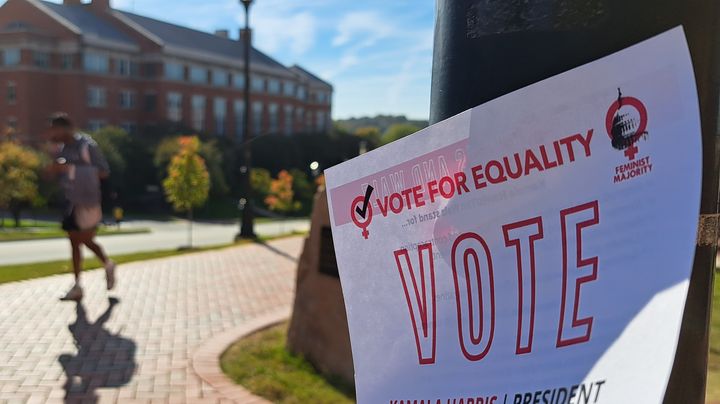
[283, 81, 295, 97]
[284, 105, 293, 136]
[191, 95, 206, 131]
[144, 93, 157, 112]
[7, 82, 16, 105]
[233, 73, 245, 89]
[88, 120, 106, 132]
[61, 54, 74, 69]
[2, 48, 20, 66]
[213, 97, 227, 136]
[268, 103, 279, 134]
[119, 90, 136, 109]
[316, 111, 325, 132]
[84, 53, 109, 73]
[189, 66, 208, 84]
[251, 75, 264, 92]
[305, 109, 313, 130]
[252, 101, 263, 135]
[297, 86, 307, 101]
[165, 62, 184, 81]
[116, 58, 131, 76]
[234, 100, 245, 139]
[167, 92, 183, 122]
[33, 51, 49, 68]
[212, 69, 228, 87]
[130, 61, 139, 76]
[296, 108, 304, 132]
[267, 79, 280, 95]
[87, 87, 107, 108]
[120, 122, 137, 134]
[7, 117, 17, 132]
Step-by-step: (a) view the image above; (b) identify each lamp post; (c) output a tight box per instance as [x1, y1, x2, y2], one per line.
[237, 0, 256, 239]
[309, 161, 320, 178]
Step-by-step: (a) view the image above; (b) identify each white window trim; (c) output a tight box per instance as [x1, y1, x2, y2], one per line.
[87, 86, 107, 108]
[120, 90, 136, 109]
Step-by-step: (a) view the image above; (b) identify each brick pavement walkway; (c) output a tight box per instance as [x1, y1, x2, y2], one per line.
[0, 237, 303, 403]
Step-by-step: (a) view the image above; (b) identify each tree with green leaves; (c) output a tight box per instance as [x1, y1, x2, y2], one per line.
[354, 126, 381, 147]
[250, 168, 272, 207]
[162, 136, 210, 248]
[0, 141, 42, 227]
[92, 126, 129, 179]
[381, 123, 421, 145]
[288, 168, 315, 215]
[155, 136, 228, 197]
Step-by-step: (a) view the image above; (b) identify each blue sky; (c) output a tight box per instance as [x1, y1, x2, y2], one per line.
[49, 0, 437, 120]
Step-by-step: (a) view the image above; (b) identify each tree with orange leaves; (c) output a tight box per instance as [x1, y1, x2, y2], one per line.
[265, 170, 301, 214]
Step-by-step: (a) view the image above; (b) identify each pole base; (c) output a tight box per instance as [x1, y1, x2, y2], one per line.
[235, 232, 257, 242]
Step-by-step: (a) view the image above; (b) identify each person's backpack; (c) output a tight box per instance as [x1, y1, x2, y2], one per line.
[67, 143, 102, 229]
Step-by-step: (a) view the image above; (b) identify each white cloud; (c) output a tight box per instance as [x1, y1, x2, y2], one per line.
[320, 11, 399, 79]
[332, 11, 393, 47]
[227, 0, 341, 57]
[236, 6, 317, 57]
[328, 25, 434, 119]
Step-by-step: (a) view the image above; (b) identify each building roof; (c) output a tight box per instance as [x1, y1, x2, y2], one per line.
[25, 0, 329, 86]
[117, 11, 288, 70]
[289, 65, 332, 88]
[40, 1, 134, 44]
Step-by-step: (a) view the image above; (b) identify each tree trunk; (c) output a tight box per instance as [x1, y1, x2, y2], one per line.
[11, 208, 21, 228]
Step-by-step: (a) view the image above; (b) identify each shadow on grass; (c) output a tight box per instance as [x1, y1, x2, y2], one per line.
[221, 322, 355, 404]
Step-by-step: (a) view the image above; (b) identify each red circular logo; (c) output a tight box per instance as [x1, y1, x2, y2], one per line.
[351, 195, 372, 239]
[605, 96, 648, 148]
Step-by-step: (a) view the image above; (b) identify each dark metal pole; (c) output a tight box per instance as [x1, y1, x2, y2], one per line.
[238, 0, 256, 239]
[430, 1, 720, 402]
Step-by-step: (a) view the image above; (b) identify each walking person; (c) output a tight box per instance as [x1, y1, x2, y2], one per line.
[46, 113, 116, 301]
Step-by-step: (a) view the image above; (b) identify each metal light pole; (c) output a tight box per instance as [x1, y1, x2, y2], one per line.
[237, 0, 256, 239]
[431, 2, 720, 403]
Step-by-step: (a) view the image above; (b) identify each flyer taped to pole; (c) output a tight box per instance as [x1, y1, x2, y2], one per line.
[325, 27, 701, 404]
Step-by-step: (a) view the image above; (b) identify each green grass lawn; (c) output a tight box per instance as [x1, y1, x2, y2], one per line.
[0, 218, 57, 228]
[0, 216, 152, 241]
[0, 231, 306, 285]
[707, 273, 720, 402]
[221, 322, 355, 404]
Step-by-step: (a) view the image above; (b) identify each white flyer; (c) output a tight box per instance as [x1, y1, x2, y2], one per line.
[325, 27, 701, 404]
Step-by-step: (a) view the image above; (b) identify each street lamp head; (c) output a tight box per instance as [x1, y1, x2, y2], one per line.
[240, 0, 253, 7]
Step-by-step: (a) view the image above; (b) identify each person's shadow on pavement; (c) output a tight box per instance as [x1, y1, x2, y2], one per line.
[59, 298, 136, 403]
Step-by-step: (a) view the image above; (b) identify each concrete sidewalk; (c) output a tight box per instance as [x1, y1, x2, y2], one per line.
[0, 236, 303, 403]
[0, 219, 309, 266]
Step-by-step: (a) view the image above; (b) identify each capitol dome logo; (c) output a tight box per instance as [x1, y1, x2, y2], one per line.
[605, 89, 648, 161]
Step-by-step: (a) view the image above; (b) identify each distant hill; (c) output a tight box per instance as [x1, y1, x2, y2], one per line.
[335, 115, 429, 134]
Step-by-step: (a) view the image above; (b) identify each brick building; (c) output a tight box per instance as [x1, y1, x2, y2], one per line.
[0, 0, 333, 142]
